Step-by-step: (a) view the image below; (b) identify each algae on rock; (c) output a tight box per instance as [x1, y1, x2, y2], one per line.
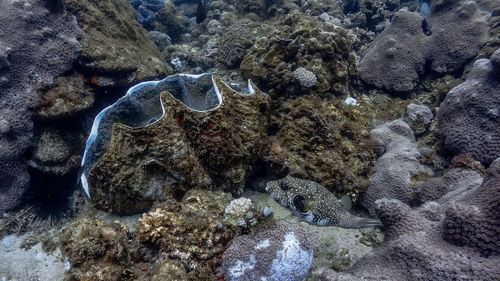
[64, 0, 171, 81]
[263, 95, 376, 202]
[241, 13, 357, 98]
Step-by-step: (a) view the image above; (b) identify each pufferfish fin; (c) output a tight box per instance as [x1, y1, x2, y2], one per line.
[340, 194, 352, 210]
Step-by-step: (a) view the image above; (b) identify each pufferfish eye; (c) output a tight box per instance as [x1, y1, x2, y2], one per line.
[292, 195, 307, 213]
[279, 181, 291, 191]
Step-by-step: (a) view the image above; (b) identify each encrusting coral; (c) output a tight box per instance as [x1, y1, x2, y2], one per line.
[0, 0, 81, 213]
[362, 119, 433, 216]
[241, 12, 357, 98]
[438, 49, 500, 166]
[358, 0, 489, 92]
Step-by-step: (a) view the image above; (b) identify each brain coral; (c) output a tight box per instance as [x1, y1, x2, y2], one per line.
[358, 0, 488, 92]
[241, 12, 356, 98]
[314, 161, 500, 280]
[0, 0, 81, 213]
[222, 220, 313, 281]
[438, 50, 500, 166]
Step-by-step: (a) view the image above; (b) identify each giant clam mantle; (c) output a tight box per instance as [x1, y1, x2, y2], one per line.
[81, 74, 270, 214]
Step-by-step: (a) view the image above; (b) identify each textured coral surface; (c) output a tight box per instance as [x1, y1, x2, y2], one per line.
[0, 0, 81, 213]
[438, 51, 500, 166]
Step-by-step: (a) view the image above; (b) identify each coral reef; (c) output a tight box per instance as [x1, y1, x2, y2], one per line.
[438, 49, 500, 166]
[222, 220, 313, 281]
[241, 12, 357, 98]
[416, 169, 483, 204]
[218, 20, 258, 68]
[64, 0, 171, 82]
[28, 128, 81, 176]
[263, 95, 377, 201]
[137, 189, 238, 280]
[60, 189, 240, 280]
[36, 73, 95, 120]
[442, 157, 500, 257]
[130, 0, 165, 27]
[314, 160, 500, 280]
[362, 119, 433, 216]
[266, 176, 382, 228]
[359, 0, 489, 92]
[60, 215, 147, 281]
[358, 10, 426, 92]
[0, 0, 81, 213]
[85, 74, 270, 213]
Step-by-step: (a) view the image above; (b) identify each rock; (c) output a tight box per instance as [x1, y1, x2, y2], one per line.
[64, 0, 171, 82]
[222, 220, 313, 281]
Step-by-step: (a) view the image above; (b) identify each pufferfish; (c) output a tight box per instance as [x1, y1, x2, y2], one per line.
[265, 175, 382, 229]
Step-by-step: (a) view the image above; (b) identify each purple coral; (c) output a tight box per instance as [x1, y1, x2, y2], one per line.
[443, 158, 500, 257]
[0, 0, 81, 213]
[438, 49, 500, 166]
[315, 160, 500, 280]
[358, 0, 488, 92]
[362, 119, 433, 216]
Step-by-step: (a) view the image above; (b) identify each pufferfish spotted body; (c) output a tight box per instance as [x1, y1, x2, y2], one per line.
[266, 175, 382, 229]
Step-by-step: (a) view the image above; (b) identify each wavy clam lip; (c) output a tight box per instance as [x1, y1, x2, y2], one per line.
[80, 73, 254, 198]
